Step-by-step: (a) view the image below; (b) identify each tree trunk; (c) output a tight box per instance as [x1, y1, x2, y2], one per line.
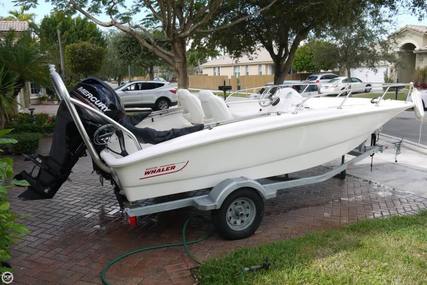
[172, 38, 189, 89]
[346, 67, 351, 78]
[148, 65, 154, 80]
[273, 60, 286, 85]
[24, 81, 31, 108]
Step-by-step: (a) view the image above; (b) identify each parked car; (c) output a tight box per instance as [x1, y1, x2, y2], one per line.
[249, 82, 319, 99]
[115, 81, 177, 110]
[306, 73, 339, 84]
[320, 77, 372, 95]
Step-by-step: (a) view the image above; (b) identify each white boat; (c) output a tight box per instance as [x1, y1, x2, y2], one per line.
[101, 85, 424, 202]
[17, 66, 424, 239]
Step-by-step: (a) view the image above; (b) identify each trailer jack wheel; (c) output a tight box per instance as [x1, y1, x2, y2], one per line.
[212, 188, 264, 240]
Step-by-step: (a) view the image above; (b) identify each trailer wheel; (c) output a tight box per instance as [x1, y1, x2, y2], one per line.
[212, 188, 264, 240]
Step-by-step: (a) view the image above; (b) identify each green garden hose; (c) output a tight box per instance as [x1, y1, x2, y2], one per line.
[100, 216, 211, 285]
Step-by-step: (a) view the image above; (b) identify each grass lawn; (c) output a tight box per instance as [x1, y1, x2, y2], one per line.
[197, 211, 427, 285]
[354, 91, 408, 101]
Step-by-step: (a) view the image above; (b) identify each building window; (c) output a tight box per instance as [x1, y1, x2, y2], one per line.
[213, 67, 217, 76]
[234, 66, 240, 77]
[258, 65, 262, 75]
[30, 82, 40, 95]
[268, 65, 273, 75]
[218, 66, 221, 76]
[245, 65, 249, 75]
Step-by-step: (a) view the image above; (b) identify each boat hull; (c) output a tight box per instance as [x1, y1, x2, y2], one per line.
[102, 100, 411, 201]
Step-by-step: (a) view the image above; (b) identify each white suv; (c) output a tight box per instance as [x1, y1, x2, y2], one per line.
[115, 81, 177, 110]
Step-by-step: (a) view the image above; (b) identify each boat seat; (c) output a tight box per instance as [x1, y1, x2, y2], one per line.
[177, 89, 205, 124]
[198, 90, 233, 122]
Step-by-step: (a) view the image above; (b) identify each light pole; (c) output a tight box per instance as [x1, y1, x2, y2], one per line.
[57, 28, 65, 78]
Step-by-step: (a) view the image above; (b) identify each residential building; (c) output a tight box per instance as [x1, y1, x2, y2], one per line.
[0, 20, 29, 37]
[201, 48, 274, 77]
[390, 25, 427, 83]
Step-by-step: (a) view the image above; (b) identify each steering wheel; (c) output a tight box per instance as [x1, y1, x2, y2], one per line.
[93, 124, 116, 146]
[94, 124, 129, 156]
[259, 87, 280, 107]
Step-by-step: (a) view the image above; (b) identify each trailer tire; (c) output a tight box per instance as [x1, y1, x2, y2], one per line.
[212, 188, 264, 240]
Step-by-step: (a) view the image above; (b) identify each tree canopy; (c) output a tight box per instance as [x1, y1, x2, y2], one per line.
[17, 0, 275, 88]
[65, 41, 106, 78]
[39, 11, 106, 50]
[205, 0, 426, 84]
[293, 40, 338, 73]
[38, 11, 106, 80]
[327, 16, 394, 77]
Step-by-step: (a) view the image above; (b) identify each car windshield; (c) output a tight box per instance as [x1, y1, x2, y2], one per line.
[307, 75, 318, 81]
[115, 82, 127, 90]
[328, 78, 340, 83]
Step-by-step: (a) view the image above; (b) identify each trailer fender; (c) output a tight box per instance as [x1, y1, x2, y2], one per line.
[194, 177, 271, 211]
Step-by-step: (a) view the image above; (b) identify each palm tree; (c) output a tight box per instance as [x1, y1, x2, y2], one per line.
[0, 32, 48, 98]
[0, 66, 18, 128]
[8, 6, 35, 21]
[4, 6, 38, 33]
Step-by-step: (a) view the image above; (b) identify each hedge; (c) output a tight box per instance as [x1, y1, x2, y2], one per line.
[5, 132, 42, 154]
[6, 113, 56, 134]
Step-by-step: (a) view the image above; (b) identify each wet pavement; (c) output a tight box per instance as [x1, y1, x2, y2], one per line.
[8, 154, 427, 285]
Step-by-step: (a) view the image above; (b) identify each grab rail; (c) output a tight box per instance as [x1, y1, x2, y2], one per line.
[337, 85, 353, 109]
[49, 65, 141, 174]
[293, 85, 351, 114]
[375, 83, 413, 106]
[226, 83, 320, 102]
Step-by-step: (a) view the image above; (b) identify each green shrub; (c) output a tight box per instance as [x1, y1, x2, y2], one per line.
[6, 113, 56, 134]
[5, 132, 42, 154]
[0, 129, 29, 273]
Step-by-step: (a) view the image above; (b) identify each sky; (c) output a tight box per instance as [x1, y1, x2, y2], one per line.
[0, 0, 426, 31]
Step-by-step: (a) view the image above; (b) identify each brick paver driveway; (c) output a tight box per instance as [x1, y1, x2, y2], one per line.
[9, 156, 427, 285]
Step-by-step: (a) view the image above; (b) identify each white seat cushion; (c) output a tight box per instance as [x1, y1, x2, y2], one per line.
[198, 90, 233, 122]
[177, 89, 205, 124]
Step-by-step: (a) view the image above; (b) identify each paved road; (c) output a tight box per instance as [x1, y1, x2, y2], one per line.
[382, 110, 427, 144]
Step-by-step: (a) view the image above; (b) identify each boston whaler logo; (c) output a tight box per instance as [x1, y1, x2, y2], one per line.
[140, 161, 189, 179]
[77, 86, 111, 112]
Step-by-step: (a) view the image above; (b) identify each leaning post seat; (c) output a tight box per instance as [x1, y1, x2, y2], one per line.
[177, 89, 205, 124]
[198, 90, 233, 122]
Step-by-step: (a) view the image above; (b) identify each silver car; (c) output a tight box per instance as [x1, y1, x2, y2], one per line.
[115, 81, 178, 110]
[320, 77, 372, 95]
[306, 73, 339, 84]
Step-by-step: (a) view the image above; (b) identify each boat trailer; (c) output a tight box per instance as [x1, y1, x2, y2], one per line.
[125, 143, 382, 239]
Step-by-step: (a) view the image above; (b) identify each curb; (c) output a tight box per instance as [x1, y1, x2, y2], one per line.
[380, 133, 427, 155]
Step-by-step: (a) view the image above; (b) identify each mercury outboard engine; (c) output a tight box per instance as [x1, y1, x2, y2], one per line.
[17, 78, 128, 200]
[17, 77, 203, 201]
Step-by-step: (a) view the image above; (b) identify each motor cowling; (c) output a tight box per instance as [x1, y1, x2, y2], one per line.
[71, 77, 125, 124]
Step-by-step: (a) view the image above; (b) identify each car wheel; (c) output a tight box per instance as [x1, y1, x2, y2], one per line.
[423, 100, 426, 111]
[155, 98, 170, 110]
[365, 85, 372, 93]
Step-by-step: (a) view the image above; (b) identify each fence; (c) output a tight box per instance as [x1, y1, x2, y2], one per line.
[189, 73, 309, 91]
